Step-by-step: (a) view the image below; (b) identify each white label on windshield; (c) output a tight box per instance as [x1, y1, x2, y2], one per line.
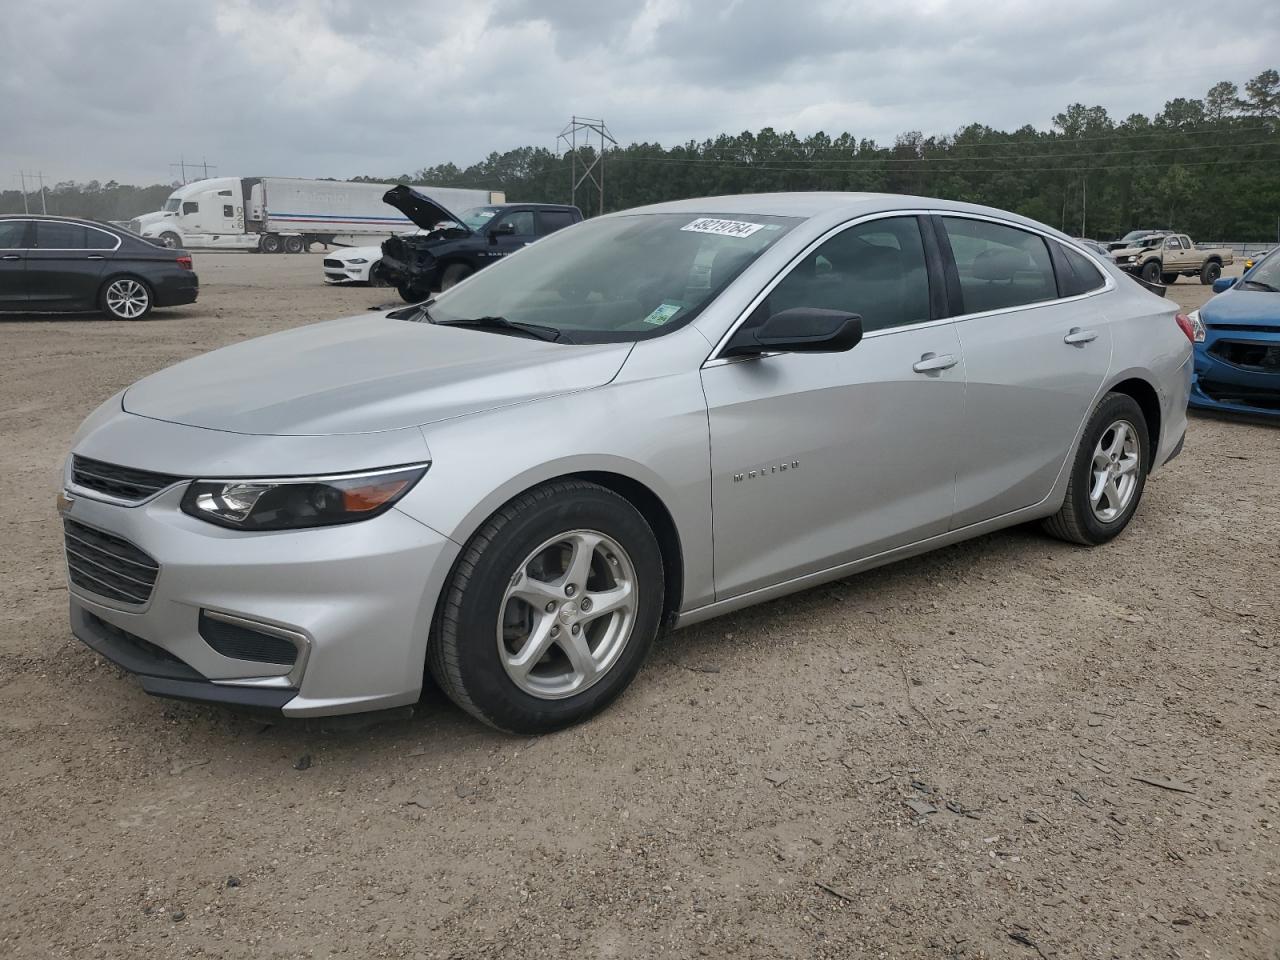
[681, 218, 765, 239]
[642, 302, 682, 325]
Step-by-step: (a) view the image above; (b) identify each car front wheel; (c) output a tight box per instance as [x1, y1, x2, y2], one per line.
[428, 480, 664, 733]
[1141, 261, 1162, 284]
[1043, 392, 1148, 546]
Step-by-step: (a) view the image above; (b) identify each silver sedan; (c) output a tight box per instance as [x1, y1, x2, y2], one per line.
[60, 193, 1192, 732]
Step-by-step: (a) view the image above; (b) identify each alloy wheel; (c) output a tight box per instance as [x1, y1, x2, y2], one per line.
[1089, 419, 1140, 522]
[104, 279, 149, 319]
[497, 529, 638, 699]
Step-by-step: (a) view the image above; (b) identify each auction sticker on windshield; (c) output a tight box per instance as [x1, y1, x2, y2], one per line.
[681, 218, 764, 239]
[642, 302, 683, 325]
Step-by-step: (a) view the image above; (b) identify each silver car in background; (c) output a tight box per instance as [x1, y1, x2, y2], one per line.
[60, 193, 1192, 733]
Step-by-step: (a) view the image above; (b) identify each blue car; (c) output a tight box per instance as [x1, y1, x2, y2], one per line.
[1188, 252, 1280, 416]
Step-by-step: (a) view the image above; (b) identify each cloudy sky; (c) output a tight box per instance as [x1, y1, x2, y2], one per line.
[4, 0, 1278, 187]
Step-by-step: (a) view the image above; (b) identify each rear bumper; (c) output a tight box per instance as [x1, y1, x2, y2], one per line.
[153, 273, 199, 307]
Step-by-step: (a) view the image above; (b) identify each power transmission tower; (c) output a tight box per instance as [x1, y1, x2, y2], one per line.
[16, 171, 47, 213]
[168, 156, 216, 184]
[18, 171, 29, 213]
[556, 116, 616, 216]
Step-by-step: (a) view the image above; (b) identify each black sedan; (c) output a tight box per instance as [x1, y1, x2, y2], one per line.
[0, 215, 198, 320]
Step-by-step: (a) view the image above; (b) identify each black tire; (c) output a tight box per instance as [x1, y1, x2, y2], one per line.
[1042, 392, 1149, 546]
[1140, 260, 1162, 284]
[428, 480, 665, 734]
[283, 235, 305, 254]
[397, 283, 428, 303]
[259, 234, 282, 254]
[99, 276, 154, 321]
[158, 231, 181, 249]
[1200, 260, 1222, 285]
[367, 261, 388, 287]
[440, 263, 472, 290]
[1161, 273, 1178, 285]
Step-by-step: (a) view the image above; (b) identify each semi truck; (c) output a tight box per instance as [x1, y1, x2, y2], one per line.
[127, 177, 505, 253]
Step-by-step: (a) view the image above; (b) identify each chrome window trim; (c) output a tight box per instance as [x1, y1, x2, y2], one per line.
[65, 479, 184, 507]
[27, 217, 123, 252]
[704, 208, 1117, 367]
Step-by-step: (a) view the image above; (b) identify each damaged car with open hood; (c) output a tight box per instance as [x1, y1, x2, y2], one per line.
[378, 185, 583, 302]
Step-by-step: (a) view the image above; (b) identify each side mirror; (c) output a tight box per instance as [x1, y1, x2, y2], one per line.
[489, 222, 516, 244]
[1212, 277, 1235, 293]
[723, 308, 863, 357]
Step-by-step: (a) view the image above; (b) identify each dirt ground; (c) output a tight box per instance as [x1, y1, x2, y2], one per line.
[1, 252, 1276, 960]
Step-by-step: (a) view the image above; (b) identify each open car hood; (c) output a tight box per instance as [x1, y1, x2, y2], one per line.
[382, 185, 470, 234]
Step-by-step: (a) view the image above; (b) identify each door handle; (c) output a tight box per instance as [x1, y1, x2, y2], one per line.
[86, 254, 106, 260]
[0, 254, 20, 260]
[912, 352, 958, 373]
[1064, 327, 1098, 345]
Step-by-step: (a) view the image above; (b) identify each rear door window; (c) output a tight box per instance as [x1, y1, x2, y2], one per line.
[0, 220, 30, 248]
[942, 218, 1057, 314]
[537, 210, 576, 235]
[34, 221, 88, 249]
[84, 227, 118, 250]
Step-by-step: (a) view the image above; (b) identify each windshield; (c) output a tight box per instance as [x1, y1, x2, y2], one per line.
[1244, 252, 1280, 288]
[1120, 230, 1159, 243]
[423, 213, 799, 343]
[163, 198, 181, 212]
[459, 206, 501, 230]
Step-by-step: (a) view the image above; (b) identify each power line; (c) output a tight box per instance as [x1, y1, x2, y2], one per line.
[618, 139, 1280, 167]
[608, 154, 1280, 176]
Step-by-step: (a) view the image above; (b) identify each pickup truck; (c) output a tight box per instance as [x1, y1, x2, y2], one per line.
[1111, 232, 1233, 286]
[379, 186, 584, 301]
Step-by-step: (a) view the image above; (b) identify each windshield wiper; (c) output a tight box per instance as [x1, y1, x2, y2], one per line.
[1240, 279, 1279, 293]
[433, 315, 567, 342]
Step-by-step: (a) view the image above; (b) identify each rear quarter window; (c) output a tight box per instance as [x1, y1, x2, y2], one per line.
[1057, 244, 1106, 297]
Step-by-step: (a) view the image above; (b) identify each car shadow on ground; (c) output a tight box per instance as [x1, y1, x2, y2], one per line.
[0, 308, 205, 324]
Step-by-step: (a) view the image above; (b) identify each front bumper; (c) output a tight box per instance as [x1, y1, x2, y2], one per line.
[61, 484, 460, 716]
[1190, 332, 1280, 417]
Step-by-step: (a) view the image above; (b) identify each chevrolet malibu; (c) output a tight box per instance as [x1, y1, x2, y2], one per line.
[61, 193, 1192, 733]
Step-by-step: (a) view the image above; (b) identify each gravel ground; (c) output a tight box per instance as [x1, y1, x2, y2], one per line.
[1, 253, 1276, 960]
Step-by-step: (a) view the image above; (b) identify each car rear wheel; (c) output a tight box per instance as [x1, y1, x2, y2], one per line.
[428, 480, 664, 734]
[100, 277, 153, 320]
[1043, 392, 1148, 546]
[1161, 273, 1178, 285]
[440, 263, 472, 290]
[1200, 260, 1222, 285]
[1141, 261, 1162, 284]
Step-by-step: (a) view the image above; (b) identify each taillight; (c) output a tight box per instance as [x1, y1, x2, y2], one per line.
[1174, 313, 1195, 343]
[176, 255, 193, 270]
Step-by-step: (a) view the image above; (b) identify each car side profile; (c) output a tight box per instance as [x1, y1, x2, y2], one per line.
[61, 193, 1191, 733]
[0, 215, 198, 319]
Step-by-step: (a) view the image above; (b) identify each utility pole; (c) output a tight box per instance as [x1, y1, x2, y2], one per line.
[18, 171, 29, 213]
[37, 171, 47, 214]
[1082, 175, 1087, 238]
[556, 116, 616, 217]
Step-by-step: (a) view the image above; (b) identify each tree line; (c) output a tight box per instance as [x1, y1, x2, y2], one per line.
[5, 69, 1279, 241]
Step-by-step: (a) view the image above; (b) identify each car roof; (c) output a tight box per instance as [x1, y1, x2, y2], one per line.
[610, 192, 1075, 237]
[0, 213, 112, 227]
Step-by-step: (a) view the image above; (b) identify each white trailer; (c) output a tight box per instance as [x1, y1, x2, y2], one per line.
[128, 177, 504, 253]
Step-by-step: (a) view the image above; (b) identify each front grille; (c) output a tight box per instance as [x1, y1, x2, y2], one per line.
[1208, 340, 1280, 373]
[1207, 323, 1279, 334]
[64, 518, 159, 606]
[71, 455, 183, 503]
[198, 612, 299, 665]
[1198, 379, 1280, 410]
[323, 258, 344, 268]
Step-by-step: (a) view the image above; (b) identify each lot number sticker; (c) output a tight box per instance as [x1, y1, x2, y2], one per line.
[681, 218, 765, 239]
[642, 302, 683, 325]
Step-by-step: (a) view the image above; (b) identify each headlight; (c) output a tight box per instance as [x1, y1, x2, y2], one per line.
[1125, 256, 1137, 263]
[347, 258, 368, 265]
[180, 464, 428, 531]
[1188, 309, 1206, 343]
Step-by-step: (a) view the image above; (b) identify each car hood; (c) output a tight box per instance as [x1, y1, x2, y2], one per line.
[382, 185, 470, 234]
[331, 244, 383, 262]
[122, 313, 633, 436]
[1202, 288, 1280, 328]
